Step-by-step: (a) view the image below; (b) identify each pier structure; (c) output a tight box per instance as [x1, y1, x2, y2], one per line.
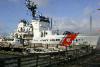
[0, 44, 94, 67]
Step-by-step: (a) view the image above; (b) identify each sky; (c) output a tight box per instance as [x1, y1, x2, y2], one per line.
[0, 0, 100, 34]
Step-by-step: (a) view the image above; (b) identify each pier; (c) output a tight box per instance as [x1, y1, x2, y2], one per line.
[0, 45, 94, 67]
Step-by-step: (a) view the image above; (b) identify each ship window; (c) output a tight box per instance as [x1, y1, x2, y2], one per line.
[43, 40, 46, 41]
[17, 40, 20, 42]
[23, 35, 25, 38]
[46, 39, 48, 41]
[41, 32, 43, 37]
[45, 32, 47, 35]
[20, 27, 23, 32]
[76, 39, 78, 42]
[50, 39, 55, 41]
[56, 39, 60, 41]
[39, 16, 50, 22]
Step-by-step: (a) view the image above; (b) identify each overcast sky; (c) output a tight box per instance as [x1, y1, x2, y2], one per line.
[0, 0, 100, 33]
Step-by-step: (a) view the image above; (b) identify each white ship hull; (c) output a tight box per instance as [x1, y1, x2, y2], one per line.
[31, 34, 100, 49]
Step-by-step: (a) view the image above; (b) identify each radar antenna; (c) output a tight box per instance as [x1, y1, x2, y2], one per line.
[25, 0, 37, 18]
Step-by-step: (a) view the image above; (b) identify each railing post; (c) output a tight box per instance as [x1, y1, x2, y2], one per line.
[18, 57, 21, 67]
[49, 53, 51, 66]
[36, 54, 39, 67]
[0, 60, 4, 67]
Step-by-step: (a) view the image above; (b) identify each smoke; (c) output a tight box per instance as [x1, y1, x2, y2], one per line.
[52, 15, 100, 34]
[52, 16, 94, 33]
[51, 6, 100, 33]
[84, 6, 93, 16]
[52, 17, 78, 33]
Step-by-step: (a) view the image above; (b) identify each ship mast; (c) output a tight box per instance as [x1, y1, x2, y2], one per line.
[26, 0, 37, 18]
[90, 15, 92, 32]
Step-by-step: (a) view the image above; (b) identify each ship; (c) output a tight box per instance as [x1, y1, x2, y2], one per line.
[0, 0, 99, 53]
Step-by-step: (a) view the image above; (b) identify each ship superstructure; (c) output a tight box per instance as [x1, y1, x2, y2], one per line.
[13, 0, 62, 45]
